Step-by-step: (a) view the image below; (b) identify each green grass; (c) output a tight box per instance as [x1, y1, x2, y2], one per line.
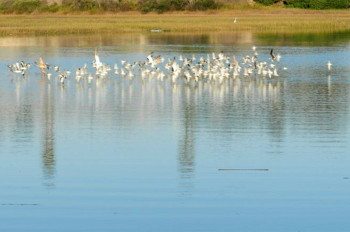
[0, 9, 349, 36]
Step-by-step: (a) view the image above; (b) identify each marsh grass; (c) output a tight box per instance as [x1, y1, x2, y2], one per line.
[0, 9, 349, 36]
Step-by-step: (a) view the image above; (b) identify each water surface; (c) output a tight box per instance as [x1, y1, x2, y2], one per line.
[0, 32, 350, 232]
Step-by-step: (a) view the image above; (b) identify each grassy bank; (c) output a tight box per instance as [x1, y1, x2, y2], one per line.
[0, 9, 349, 36]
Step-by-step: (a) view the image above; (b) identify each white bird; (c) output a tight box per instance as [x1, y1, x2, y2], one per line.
[7, 47, 289, 88]
[54, 66, 60, 72]
[147, 52, 154, 64]
[276, 54, 281, 62]
[94, 48, 102, 69]
[234, 18, 237, 23]
[327, 61, 332, 71]
[59, 73, 67, 84]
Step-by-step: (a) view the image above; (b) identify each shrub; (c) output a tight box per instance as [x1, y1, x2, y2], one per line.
[309, 0, 327, 9]
[69, 0, 98, 10]
[0, 0, 11, 12]
[257, 0, 349, 8]
[1, 0, 42, 13]
[139, 0, 158, 12]
[283, 0, 310, 8]
[189, 0, 219, 10]
[40, 3, 61, 12]
[325, 0, 349, 8]
[118, 0, 137, 11]
[99, 0, 119, 10]
[14, 0, 41, 12]
[253, 0, 280, 5]
[139, 0, 219, 13]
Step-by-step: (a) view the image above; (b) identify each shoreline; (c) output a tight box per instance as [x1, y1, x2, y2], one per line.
[0, 9, 349, 36]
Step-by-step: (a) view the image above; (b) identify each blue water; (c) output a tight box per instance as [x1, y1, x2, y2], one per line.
[0, 32, 350, 232]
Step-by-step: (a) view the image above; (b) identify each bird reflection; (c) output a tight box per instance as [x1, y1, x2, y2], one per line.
[178, 103, 196, 177]
[328, 74, 332, 95]
[41, 84, 56, 187]
[177, 89, 197, 196]
[10, 65, 318, 185]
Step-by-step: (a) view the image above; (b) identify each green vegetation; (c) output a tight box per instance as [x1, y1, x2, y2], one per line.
[254, 0, 350, 9]
[253, 0, 279, 5]
[0, 0, 42, 13]
[139, 0, 220, 13]
[0, 1, 348, 36]
[0, 0, 220, 13]
[0, 10, 349, 36]
[0, 0, 348, 14]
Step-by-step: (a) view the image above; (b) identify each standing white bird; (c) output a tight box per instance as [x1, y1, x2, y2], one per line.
[327, 61, 332, 71]
[234, 18, 237, 23]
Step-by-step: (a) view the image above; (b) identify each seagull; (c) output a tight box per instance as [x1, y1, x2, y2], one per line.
[276, 54, 281, 62]
[54, 66, 60, 72]
[327, 61, 332, 71]
[94, 48, 102, 69]
[59, 73, 67, 84]
[233, 56, 238, 67]
[7, 48, 290, 87]
[154, 55, 164, 64]
[35, 57, 47, 74]
[147, 52, 154, 64]
[7, 63, 25, 76]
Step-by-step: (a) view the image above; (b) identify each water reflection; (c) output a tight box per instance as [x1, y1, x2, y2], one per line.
[0, 31, 348, 52]
[178, 93, 196, 177]
[41, 83, 55, 187]
[3, 70, 350, 168]
[1, 32, 350, 232]
[328, 75, 332, 95]
[0, 34, 349, 189]
[12, 92, 34, 146]
[0, 32, 254, 48]
[257, 31, 350, 46]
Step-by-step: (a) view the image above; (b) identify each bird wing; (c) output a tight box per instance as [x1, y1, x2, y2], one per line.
[95, 48, 101, 66]
[233, 56, 238, 66]
[39, 57, 46, 73]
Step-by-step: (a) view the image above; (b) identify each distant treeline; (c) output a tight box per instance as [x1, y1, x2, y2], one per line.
[254, 0, 350, 9]
[0, 0, 220, 13]
[0, 0, 348, 14]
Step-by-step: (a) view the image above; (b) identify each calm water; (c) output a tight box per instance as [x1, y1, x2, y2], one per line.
[0, 32, 350, 232]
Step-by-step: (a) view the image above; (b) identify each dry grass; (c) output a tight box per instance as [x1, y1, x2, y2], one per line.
[0, 9, 349, 36]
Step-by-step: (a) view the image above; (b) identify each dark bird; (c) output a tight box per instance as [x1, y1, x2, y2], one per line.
[270, 49, 275, 61]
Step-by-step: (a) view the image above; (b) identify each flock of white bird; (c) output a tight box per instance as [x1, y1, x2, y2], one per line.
[6, 46, 333, 86]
